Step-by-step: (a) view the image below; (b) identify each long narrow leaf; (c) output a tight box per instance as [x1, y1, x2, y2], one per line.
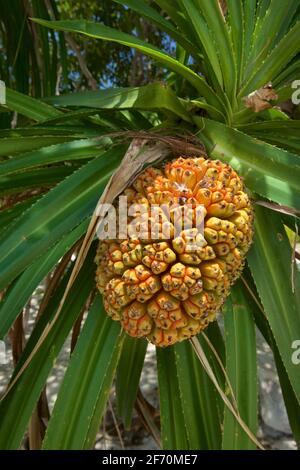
[156, 347, 189, 450]
[3, 88, 61, 121]
[222, 288, 258, 450]
[248, 206, 300, 405]
[241, 20, 300, 96]
[32, 18, 224, 115]
[0, 220, 88, 338]
[197, 117, 300, 209]
[243, 269, 300, 448]
[45, 84, 192, 123]
[174, 337, 223, 449]
[0, 135, 77, 157]
[113, 0, 198, 57]
[195, 0, 237, 103]
[0, 139, 108, 177]
[180, 0, 223, 90]
[116, 336, 147, 429]
[0, 249, 96, 449]
[0, 146, 125, 289]
[42, 296, 124, 449]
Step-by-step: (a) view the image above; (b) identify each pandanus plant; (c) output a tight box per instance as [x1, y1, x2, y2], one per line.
[0, 0, 300, 450]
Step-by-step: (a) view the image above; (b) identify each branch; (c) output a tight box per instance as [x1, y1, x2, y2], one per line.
[64, 33, 98, 90]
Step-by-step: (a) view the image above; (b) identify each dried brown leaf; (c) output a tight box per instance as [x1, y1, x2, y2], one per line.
[243, 83, 278, 112]
[255, 200, 300, 218]
[136, 388, 161, 448]
[218, 0, 228, 17]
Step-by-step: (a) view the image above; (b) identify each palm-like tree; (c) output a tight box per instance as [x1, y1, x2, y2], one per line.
[0, 0, 300, 450]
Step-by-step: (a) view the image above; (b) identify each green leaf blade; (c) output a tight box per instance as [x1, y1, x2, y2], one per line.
[248, 206, 300, 406]
[0, 146, 125, 290]
[116, 336, 147, 429]
[43, 296, 124, 450]
[222, 288, 258, 450]
[0, 249, 96, 450]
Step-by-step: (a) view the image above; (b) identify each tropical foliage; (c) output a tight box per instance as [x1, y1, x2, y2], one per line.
[0, 0, 300, 450]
